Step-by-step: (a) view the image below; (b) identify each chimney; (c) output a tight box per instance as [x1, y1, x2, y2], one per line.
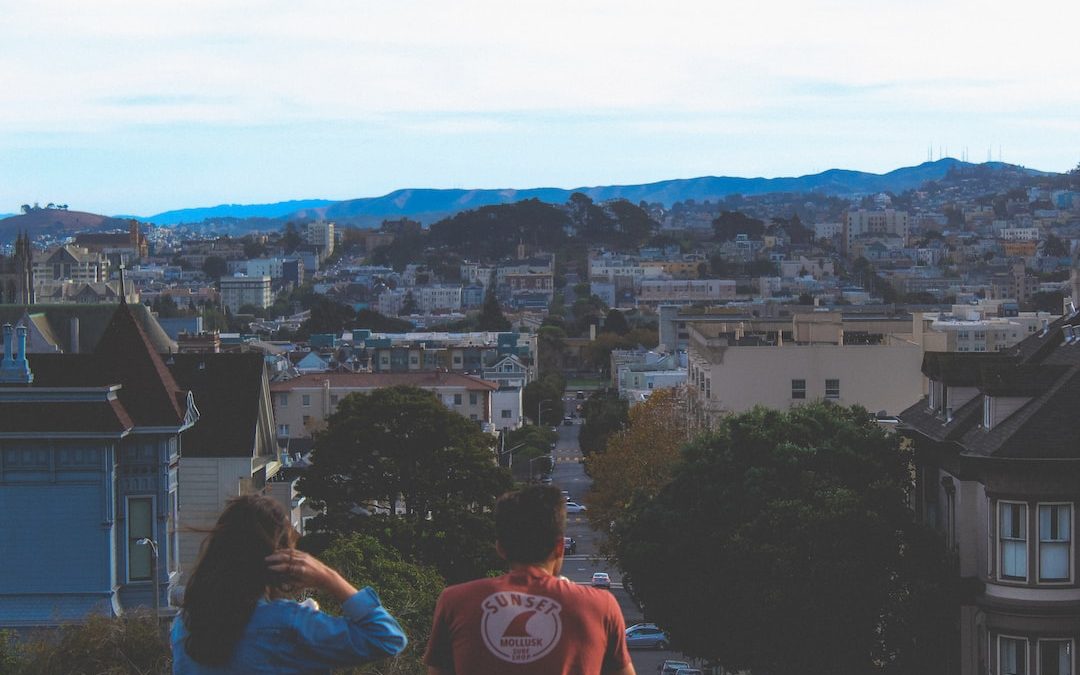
[1, 324, 13, 368]
[0, 323, 33, 384]
[69, 317, 80, 354]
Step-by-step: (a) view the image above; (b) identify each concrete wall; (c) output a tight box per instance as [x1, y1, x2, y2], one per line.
[697, 342, 924, 417]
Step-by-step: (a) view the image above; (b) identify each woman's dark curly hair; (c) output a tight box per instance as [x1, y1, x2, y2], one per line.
[180, 494, 298, 665]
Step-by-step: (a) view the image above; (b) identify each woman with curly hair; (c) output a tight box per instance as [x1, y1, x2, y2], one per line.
[172, 494, 407, 673]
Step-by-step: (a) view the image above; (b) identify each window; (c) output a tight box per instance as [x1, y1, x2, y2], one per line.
[470, 414, 478, 421]
[302, 394, 311, 407]
[330, 394, 339, 405]
[167, 490, 178, 574]
[277, 393, 288, 407]
[1040, 504, 1072, 582]
[825, 379, 840, 400]
[501, 409, 512, 419]
[469, 393, 478, 405]
[410, 356, 418, 365]
[1000, 636, 1028, 675]
[791, 379, 807, 399]
[1039, 639, 1073, 675]
[1000, 502, 1028, 580]
[277, 424, 290, 436]
[454, 394, 462, 405]
[302, 415, 311, 426]
[127, 496, 153, 582]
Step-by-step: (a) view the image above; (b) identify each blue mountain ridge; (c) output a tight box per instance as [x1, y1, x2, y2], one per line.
[130, 159, 1047, 227]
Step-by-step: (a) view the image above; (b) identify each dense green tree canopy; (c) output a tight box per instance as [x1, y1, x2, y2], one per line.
[478, 283, 511, 331]
[578, 390, 628, 456]
[312, 534, 444, 674]
[428, 199, 569, 260]
[614, 403, 953, 675]
[712, 210, 765, 241]
[299, 386, 512, 582]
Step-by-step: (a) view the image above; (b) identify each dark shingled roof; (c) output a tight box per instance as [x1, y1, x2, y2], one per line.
[901, 313, 1080, 460]
[167, 353, 268, 458]
[24, 304, 187, 429]
[0, 399, 133, 434]
[94, 303, 186, 427]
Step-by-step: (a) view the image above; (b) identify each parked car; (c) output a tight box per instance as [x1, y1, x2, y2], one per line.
[625, 625, 669, 649]
[673, 670, 702, 675]
[565, 501, 587, 513]
[659, 661, 692, 675]
[563, 536, 577, 554]
[575, 391, 585, 399]
[626, 622, 659, 633]
[563, 418, 574, 426]
[591, 572, 611, 588]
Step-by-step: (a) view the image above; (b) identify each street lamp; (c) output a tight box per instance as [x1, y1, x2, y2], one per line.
[136, 537, 159, 619]
[537, 398, 555, 427]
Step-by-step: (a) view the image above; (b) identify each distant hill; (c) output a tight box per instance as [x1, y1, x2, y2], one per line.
[0, 208, 135, 244]
[3, 159, 1054, 242]
[139, 199, 336, 226]
[281, 158, 1048, 226]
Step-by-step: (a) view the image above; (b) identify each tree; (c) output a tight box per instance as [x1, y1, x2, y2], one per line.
[354, 309, 414, 333]
[202, 255, 228, 279]
[299, 386, 513, 582]
[477, 281, 511, 331]
[298, 296, 356, 338]
[712, 211, 765, 241]
[585, 389, 686, 556]
[281, 222, 303, 254]
[400, 290, 418, 316]
[310, 533, 444, 675]
[537, 325, 568, 376]
[523, 374, 566, 426]
[578, 390, 628, 456]
[152, 294, 182, 318]
[614, 403, 954, 674]
[1044, 233, 1069, 258]
[602, 308, 629, 336]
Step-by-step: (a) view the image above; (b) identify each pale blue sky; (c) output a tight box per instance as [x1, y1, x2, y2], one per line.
[1, 0, 1078, 216]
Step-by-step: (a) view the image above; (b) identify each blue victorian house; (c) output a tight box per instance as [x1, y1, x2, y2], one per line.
[0, 301, 198, 627]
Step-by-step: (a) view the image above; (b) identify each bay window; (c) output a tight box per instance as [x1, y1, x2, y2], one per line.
[1000, 636, 1027, 675]
[1039, 639, 1073, 675]
[1000, 502, 1028, 580]
[1039, 504, 1072, 582]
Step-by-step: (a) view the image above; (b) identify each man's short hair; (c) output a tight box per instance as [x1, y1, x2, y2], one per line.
[495, 485, 567, 564]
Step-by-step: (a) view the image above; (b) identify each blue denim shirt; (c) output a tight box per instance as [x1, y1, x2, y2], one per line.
[171, 587, 408, 674]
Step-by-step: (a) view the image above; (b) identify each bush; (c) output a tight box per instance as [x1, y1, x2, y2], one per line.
[10, 612, 170, 674]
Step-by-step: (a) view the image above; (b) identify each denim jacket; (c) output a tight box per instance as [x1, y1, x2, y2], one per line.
[171, 587, 408, 674]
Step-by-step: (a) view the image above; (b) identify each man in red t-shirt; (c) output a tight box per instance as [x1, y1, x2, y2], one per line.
[425, 485, 635, 675]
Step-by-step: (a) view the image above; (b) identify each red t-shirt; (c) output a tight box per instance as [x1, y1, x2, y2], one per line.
[424, 568, 632, 674]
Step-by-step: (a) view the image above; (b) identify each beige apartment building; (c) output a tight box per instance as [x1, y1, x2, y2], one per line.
[219, 275, 272, 313]
[637, 279, 736, 306]
[270, 371, 498, 439]
[685, 313, 924, 428]
[33, 244, 108, 285]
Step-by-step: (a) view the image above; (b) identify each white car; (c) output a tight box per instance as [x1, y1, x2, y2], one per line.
[565, 501, 587, 513]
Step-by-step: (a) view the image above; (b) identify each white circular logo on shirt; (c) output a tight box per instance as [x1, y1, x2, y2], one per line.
[480, 591, 563, 663]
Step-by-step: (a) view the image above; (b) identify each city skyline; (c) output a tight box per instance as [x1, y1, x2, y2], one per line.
[1, 0, 1078, 216]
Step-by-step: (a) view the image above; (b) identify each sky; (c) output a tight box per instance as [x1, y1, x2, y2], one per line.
[1, 0, 1078, 216]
